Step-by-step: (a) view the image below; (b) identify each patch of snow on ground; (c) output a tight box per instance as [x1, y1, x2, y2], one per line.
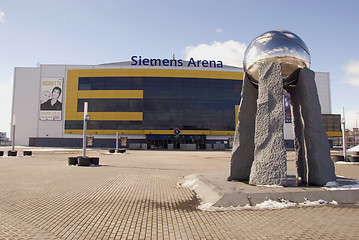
[1, 155, 33, 158]
[196, 198, 338, 211]
[255, 199, 297, 209]
[299, 199, 327, 206]
[180, 179, 199, 190]
[104, 152, 128, 155]
[323, 181, 359, 190]
[336, 162, 359, 165]
[257, 185, 283, 188]
[198, 202, 214, 211]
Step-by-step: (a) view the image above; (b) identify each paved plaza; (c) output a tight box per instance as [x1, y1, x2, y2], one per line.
[0, 147, 358, 240]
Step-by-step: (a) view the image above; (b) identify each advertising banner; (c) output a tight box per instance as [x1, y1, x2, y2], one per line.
[120, 137, 128, 148]
[86, 137, 94, 147]
[40, 78, 63, 121]
[284, 93, 292, 123]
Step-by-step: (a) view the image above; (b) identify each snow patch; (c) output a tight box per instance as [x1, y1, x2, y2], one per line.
[198, 202, 214, 211]
[336, 162, 359, 165]
[180, 179, 199, 190]
[104, 152, 128, 155]
[257, 184, 284, 188]
[255, 199, 297, 209]
[323, 181, 359, 190]
[197, 198, 338, 211]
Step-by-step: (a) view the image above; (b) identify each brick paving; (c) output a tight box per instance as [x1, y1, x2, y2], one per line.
[0, 148, 358, 239]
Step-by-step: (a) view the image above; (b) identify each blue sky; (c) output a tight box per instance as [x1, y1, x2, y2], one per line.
[1, 0, 359, 135]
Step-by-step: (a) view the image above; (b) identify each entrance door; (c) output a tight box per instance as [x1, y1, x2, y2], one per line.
[148, 139, 167, 149]
[147, 135, 206, 150]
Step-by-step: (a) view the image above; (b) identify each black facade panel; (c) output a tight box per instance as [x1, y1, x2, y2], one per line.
[78, 77, 144, 90]
[77, 99, 143, 112]
[29, 137, 146, 148]
[65, 120, 144, 130]
[71, 76, 242, 132]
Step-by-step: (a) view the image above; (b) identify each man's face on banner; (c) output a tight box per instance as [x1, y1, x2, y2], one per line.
[52, 89, 61, 100]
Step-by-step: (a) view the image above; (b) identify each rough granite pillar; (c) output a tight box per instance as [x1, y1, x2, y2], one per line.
[249, 62, 287, 186]
[289, 89, 307, 182]
[293, 68, 336, 185]
[228, 74, 258, 181]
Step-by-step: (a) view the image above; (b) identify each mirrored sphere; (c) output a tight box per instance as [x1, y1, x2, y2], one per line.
[243, 30, 311, 86]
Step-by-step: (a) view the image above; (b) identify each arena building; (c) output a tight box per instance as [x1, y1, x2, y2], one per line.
[11, 57, 341, 149]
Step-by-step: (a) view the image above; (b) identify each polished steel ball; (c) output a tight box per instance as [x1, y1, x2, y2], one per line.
[243, 30, 311, 86]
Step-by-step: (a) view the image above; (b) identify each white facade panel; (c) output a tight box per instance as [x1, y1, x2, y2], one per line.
[12, 67, 40, 145]
[38, 119, 64, 137]
[283, 123, 294, 140]
[40, 65, 67, 78]
[315, 72, 331, 114]
[65, 65, 93, 70]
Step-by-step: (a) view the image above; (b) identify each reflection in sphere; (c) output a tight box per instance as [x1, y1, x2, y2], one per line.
[243, 30, 311, 86]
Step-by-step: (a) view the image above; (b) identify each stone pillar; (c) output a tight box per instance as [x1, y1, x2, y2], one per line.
[289, 89, 307, 182]
[228, 74, 258, 181]
[249, 63, 287, 186]
[292, 68, 336, 185]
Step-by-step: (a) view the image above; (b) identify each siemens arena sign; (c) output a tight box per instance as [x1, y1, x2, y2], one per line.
[131, 56, 223, 68]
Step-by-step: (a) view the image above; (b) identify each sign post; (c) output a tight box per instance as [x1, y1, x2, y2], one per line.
[82, 102, 88, 158]
[116, 132, 119, 152]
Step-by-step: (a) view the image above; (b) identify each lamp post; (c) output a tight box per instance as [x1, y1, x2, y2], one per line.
[341, 107, 347, 161]
[11, 115, 15, 152]
[356, 112, 359, 144]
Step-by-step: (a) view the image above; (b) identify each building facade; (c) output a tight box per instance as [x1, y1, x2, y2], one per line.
[11, 59, 341, 149]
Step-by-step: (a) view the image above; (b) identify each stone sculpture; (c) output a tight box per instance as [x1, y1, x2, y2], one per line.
[229, 30, 336, 186]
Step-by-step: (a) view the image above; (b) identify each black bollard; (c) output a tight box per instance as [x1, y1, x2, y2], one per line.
[78, 156, 91, 166]
[23, 151, 32, 156]
[8, 150, 17, 157]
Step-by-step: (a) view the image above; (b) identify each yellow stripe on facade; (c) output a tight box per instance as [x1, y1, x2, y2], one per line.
[64, 129, 144, 135]
[326, 131, 346, 137]
[144, 130, 211, 135]
[76, 90, 143, 99]
[64, 129, 235, 135]
[67, 68, 244, 81]
[66, 112, 143, 121]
